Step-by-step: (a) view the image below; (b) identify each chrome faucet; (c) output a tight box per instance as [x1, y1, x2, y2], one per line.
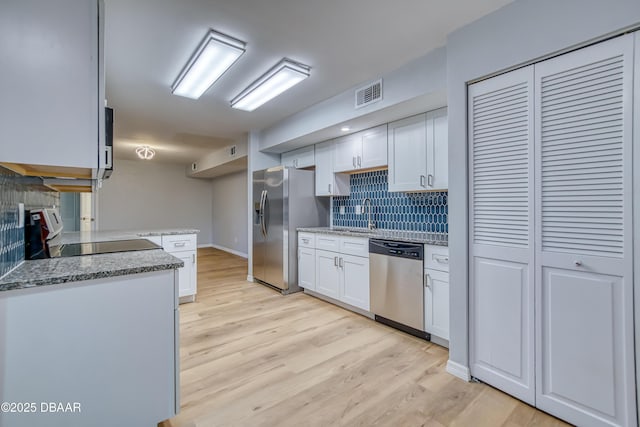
[362, 198, 376, 230]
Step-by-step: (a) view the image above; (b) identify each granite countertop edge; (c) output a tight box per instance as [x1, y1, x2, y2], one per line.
[297, 227, 448, 246]
[0, 250, 184, 293]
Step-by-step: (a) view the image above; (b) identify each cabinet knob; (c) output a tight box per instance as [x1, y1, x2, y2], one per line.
[428, 174, 434, 187]
[420, 175, 426, 187]
[574, 260, 583, 266]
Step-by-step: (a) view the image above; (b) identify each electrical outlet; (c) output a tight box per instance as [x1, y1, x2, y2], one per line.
[355, 205, 362, 215]
[339, 206, 345, 215]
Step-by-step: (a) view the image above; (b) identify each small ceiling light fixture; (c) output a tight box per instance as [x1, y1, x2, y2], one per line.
[172, 29, 246, 99]
[340, 126, 351, 132]
[135, 145, 156, 160]
[231, 58, 310, 111]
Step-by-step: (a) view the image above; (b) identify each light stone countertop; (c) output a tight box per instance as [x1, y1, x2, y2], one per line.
[297, 227, 448, 246]
[56, 228, 199, 245]
[0, 249, 183, 292]
[0, 228, 197, 293]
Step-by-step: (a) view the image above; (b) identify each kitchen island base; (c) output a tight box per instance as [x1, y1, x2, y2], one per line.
[0, 270, 179, 427]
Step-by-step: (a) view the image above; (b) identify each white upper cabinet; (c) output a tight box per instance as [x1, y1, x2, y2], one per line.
[314, 140, 350, 197]
[281, 145, 315, 168]
[0, 0, 104, 172]
[388, 114, 428, 191]
[426, 108, 448, 191]
[388, 110, 448, 192]
[333, 124, 387, 172]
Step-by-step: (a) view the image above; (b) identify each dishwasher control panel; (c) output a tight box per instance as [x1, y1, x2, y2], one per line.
[369, 239, 424, 260]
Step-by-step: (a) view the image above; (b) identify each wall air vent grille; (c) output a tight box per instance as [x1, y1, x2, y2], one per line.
[355, 79, 382, 109]
[229, 145, 237, 157]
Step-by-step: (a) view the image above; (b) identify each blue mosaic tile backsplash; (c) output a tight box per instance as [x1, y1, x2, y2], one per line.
[333, 170, 448, 233]
[0, 166, 58, 277]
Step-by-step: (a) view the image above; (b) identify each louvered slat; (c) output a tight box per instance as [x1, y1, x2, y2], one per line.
[472, 81, 529, 248]
[540, 54, 624, 257]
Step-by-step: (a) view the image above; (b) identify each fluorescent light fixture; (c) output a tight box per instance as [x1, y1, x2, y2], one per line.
[231, 58, 310, 111]
[136, 145, 156, 160]
[172, 29, 246, 99]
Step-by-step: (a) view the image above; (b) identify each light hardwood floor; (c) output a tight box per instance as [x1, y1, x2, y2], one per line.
[161, 248, 567, 427]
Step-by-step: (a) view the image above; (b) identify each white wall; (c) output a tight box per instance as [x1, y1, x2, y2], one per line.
[97, 159, 213, 244]
[259, 47, 447, 152]
[211, 171, 248, 257]
[446, 0, 640, 373]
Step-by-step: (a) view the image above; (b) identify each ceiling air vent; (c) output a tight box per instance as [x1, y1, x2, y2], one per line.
[355, 79, 382, 109]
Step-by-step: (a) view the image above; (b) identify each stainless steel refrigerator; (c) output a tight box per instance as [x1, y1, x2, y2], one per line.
[253, 166, 328, 294]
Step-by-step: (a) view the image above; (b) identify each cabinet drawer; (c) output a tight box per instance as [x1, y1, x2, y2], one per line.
[425, 245, 449, 273]
[340, 236, 369, 257]
[315, 234, 340, 252]
[162, 234, 197, 253]
[298, 232, 315, 248]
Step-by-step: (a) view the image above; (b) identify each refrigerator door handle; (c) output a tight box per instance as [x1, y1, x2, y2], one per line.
[258, 190, 266, 236]
[260, 190, 268, 237]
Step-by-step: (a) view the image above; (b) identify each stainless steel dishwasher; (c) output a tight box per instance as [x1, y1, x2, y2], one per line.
[369, 239, 428, 339]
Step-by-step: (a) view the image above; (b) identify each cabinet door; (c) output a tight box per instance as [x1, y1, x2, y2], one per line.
[281, 145, 314, 168]
[315, 250, 340, 299]
[298, 248, 315, 290]
[315, 141, 350, 196]
[296, 145, 315, 168]
[468, 66, 535, 405]
[0, 0, 100, 169]
[534, 35, 636, 427]
[340, 254, 369, 311]
[174, 251, 196, 298]
[425, 269, 449, 340]
[388, 114, 427, 192]
[333, 134, 359, 172]
[426, 108, 448, 191]
[281, 151, 296, 168]
[359, 124, 388, 169]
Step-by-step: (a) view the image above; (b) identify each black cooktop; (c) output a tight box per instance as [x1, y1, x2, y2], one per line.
[49, 239, 162, 258]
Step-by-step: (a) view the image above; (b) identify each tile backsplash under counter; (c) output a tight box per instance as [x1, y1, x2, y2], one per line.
[332, 170, 448, 234]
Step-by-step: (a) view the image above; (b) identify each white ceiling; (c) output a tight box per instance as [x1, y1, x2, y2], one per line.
[105, 0, 512, 164]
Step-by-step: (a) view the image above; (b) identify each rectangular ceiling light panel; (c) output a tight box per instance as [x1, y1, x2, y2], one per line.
[172, 29, 246, 99]
[231, 59, 310, 111]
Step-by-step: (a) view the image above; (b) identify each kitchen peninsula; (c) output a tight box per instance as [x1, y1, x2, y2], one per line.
[0, 235, 185, 427]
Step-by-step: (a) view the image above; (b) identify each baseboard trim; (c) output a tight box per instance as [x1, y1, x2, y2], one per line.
[429, 335, 449, 349]
[446, 360, 471, 382]
[303, 289, 374, 319]
[208, 243, 248, 259]
[197, 243, 213, 249]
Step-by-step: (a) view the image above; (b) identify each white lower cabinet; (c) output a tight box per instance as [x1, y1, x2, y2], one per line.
[340, 254, 369, 311]
[161, 234, 198, 301]
[298, 246, 316, 290]
[424, 269, 449, 340]
[315, 249, 341, 299]
[424, 245, 449, 342]
[305, 233, 370, 312]
[174, 251, 196, 298]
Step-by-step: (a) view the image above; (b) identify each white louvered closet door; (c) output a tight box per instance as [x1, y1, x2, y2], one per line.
[534, 34, 636, 427]
[468, 66, 535, 405]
